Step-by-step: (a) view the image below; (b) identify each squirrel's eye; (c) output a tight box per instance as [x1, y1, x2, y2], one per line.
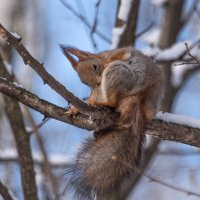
[91, 64, 98, 71]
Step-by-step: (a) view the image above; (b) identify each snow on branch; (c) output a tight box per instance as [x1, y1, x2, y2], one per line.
[156, 112, 200, 129]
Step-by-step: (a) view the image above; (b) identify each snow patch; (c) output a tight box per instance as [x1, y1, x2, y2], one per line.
[111, 0, 132, 48]
[142, 47, 160, 57]
[0, 148, 18, 158]
[156, 112, 200, 129]
[171, 64, 197, 87]
[0, 77, 7, 81]
[25, 126, 32, 132]
[118, 0, 133, 22]
[13, 82, 23, 88]
[151, 0, 167, 6]
[33, 152, 72, 166]
[10, 32, 21, 40]
[111, 26, 125, 49]
[0, 149, 73, 166]
[156, 42, 188, 61]
[142, 28, 161, 46]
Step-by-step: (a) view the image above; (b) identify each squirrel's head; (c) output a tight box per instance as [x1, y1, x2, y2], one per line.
[60, 45, 104, 87]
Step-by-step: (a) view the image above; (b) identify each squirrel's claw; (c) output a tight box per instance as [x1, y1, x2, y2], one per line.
[64, 106, 79, 116]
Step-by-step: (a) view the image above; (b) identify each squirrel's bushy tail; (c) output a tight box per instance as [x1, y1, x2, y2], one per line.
[64, 104, 145, 200]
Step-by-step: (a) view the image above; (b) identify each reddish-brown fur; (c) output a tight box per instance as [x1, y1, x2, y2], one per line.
[61, 46, 162, 200]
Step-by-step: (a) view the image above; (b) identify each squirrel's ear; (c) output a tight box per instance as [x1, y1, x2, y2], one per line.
[60, 45, 95, 61]
[60, 44, 78, 70]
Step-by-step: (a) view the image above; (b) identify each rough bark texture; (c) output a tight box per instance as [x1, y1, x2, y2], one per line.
[159, 0, 184, 111]
[0, 61, 38, 200]
[4, 97, 38, 200]
[118, 0, 140, 47]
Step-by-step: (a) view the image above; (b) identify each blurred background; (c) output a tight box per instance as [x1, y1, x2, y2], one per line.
[0, 0, 200, 199]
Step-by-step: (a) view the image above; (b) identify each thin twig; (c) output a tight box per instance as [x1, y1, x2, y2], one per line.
[194, 4, 200, 19]
[156, 39, 200, 64]
[185, 42, 200, 64]
[24, 108, 59, 199]
[60, 0, 111, 44]
[28, 118, 50, 135]
[145, 174, 200, 197]
[90, 0, 102, 49]
[116, 158, 200, 198]
[158, 149, 200, 156]
[135, 21, 154, 38]
[0, 180, 14, 200]
[74, 0, 97, 50]
[181, 0, 199, 27]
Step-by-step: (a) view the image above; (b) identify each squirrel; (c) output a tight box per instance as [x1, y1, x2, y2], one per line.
[61, 46, 163, 200]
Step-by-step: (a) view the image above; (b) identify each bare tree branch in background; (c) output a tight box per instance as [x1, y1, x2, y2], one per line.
[181, 0, 199, 27]
[24, 108, 59, 200]
[0, 55, 38, 200]
[60, 0, 111, 44]
[0, 180, 14, 200]
[89, 0, 102, 49]
[118, 0, 140, 47]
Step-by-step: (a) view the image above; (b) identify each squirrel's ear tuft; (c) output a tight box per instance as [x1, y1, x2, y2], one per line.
[59, 44, 76, 55]
[60, 45, 93, 61]
[59, 44, 67, 52]
[59, 44, 78, 70]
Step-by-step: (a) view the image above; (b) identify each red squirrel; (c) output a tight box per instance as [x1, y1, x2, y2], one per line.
[61, 45, 163, 200]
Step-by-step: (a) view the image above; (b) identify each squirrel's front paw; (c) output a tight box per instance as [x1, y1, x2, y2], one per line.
[65, 106, 79, 116]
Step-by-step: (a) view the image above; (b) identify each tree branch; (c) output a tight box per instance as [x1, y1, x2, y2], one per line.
[60, 0, 111, 44]
[0, 180, 14, 200]
[118, 0, 141, 47]
[147, 119, 200, 148]
[24, 108, 59, 200]
[0, 23, 103, 116]
[0, 66, 38, 200]
[0, 78, 200, 148]
[0, 78, 116, 131]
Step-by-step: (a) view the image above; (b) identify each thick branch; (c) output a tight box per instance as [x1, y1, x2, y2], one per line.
[0, 78, 200, 148]
[0, 78, 116, 131]
[147, 119, 200, 148]
[118, 0, 140, 47]
[0, 55, 38, 200]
